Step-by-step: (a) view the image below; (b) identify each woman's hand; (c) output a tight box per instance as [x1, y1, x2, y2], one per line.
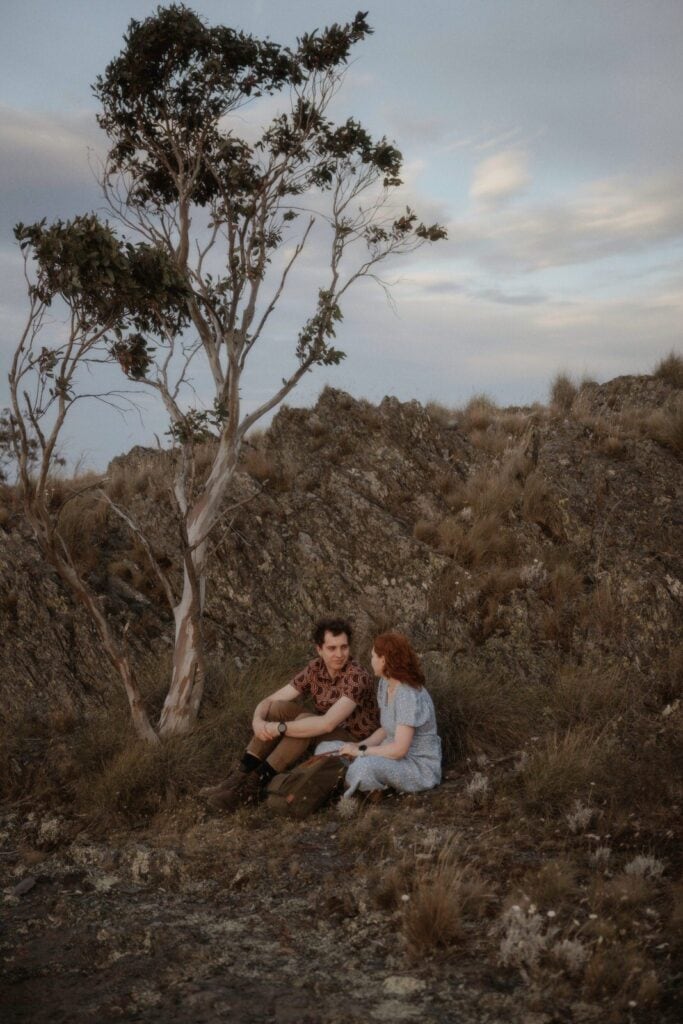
[339, 743, 360, 758]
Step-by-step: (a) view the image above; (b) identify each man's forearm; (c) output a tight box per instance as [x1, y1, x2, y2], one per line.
[281, 713, 334, 739]
[252, 696, 272, 725]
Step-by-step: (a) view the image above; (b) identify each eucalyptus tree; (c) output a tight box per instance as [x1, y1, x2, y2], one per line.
[9, 215, 187, 740]
[9, 5, 445, 738]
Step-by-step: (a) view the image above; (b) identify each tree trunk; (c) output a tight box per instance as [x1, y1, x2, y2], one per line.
[35, 524, 159, 744]
[158, 441, 237, 736]
[158, 573, 206, 736]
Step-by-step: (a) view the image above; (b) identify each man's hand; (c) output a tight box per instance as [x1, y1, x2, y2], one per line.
[339, 743, 360, 758]
[253, 718, 275, 742]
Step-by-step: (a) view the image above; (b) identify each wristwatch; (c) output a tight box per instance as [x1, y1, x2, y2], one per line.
[277, 721, 287, 737]
[358, 744, 367, 756]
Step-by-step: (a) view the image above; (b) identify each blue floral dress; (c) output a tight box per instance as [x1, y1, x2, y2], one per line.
[316, 677, 442, 794]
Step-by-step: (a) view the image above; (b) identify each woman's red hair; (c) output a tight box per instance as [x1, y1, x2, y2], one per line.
[373, 632, 425, 689]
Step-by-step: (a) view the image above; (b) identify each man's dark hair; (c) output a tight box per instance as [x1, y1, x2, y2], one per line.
[313, 618, 353, 647]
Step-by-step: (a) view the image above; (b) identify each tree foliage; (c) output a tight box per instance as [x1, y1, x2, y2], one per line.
[9, 5, 446, 738]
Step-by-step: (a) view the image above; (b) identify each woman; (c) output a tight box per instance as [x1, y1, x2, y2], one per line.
[317, 632, 441, 796]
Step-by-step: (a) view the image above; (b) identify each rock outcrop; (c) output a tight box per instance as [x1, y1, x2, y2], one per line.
[0, 373, 681, 723]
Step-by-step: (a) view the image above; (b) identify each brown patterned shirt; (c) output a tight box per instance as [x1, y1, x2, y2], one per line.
[290, 657, 379, 740]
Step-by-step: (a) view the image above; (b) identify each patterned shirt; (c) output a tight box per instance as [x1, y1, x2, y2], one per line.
[290, 657, 379, 740]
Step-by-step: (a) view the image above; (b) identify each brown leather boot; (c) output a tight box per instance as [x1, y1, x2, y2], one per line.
[204, 768, 267, 812]
[199, 763, 247, 800]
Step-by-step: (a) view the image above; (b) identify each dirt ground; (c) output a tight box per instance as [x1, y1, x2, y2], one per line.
[0, 787, 679, 1024]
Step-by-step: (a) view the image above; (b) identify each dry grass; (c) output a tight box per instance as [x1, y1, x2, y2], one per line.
[538, 561, 584, 650]
[28, 644, 310, 824]
[428, 659, 539, 763]
[597, 434, 629, 459]
[468, 429, 510, 456]
[522, 858, 579, 908]
[516, 726, 610, 813]
[448, 466, 523, 518]
[412, 518, 439, 545]
[641, 395, 683, 454]
[459, 393, 499, 432]
[425, 400, 456, 427]
[46, 477, 109, 573]
[654, 350, 683, 389]
[546, 663, 632, 729]
[402, 840, 491, 960]
[242, 448, 277, 482]
[550, 373, 578, 412]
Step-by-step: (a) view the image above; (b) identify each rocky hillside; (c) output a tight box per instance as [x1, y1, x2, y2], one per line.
[0, 371, 681, 723]
[1, 370, 682, 1024]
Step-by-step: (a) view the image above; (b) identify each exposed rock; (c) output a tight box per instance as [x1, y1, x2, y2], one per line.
[0, 375, 681, 725]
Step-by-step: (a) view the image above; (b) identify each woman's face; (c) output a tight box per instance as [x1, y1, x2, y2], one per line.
[370, 647, 386, 678]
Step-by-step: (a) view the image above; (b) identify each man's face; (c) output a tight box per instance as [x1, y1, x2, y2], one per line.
[317, 631, 350, 677]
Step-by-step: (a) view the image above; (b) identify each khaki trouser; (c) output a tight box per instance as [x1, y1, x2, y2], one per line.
[246, 700, 354, 773]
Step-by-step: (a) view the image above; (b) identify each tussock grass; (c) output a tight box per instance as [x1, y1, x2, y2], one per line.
[428, 659, 539, 763]
[13, 644, 311, 824]
[548, 372, 581, 411]
[641, 395, 683, 454]
[654, 350, 683, 389]
[242, 448, 277, 482]
[546, 663, 632, 729]
[460, 393, 499, 432]
[516, 726, 610, 813]
[402, 840, 491, 961]
[522, 858, 579, 908]
[425, 400, 456, 427]
[550, 373, 578, 412]
[412, 518, 439, 545]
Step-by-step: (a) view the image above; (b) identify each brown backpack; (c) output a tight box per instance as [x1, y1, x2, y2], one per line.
[266, 754, 347, 819]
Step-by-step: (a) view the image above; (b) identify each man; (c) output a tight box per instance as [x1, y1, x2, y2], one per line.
[201, 618, 379, 811]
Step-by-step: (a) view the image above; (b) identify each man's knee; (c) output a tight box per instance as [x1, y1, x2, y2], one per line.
[267, 700, 304, 722]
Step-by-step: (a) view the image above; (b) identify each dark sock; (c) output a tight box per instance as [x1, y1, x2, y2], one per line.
[257, 760, 277, 784]
[240, 752, 261, 773]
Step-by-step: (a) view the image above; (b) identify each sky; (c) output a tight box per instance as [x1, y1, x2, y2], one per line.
[1, 0, 682, 467]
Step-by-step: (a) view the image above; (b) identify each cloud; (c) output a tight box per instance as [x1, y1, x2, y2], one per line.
[0, 105, 103, 188]
[458, 172, 683, 272]
[470, 148, 530, 208]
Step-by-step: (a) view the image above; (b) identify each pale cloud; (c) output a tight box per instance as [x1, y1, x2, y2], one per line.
[0, 105, 103, 188]
[470, 148, 530, 208]
[458, 172, 683, 272]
